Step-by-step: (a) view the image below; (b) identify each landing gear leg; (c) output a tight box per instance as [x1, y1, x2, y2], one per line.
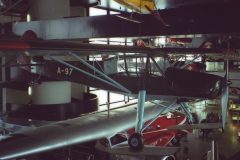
[128, 90, 146, 151]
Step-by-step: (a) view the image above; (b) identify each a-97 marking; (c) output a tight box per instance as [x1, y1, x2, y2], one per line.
[57, 67, 73, 76]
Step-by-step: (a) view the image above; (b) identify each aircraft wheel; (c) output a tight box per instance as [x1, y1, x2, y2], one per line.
[161, 155, 175, 160]
[128, 133, 144, 151]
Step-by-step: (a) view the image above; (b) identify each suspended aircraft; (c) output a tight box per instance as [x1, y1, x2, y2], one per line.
[126, 111, 188, 147]
[113, 0, 170, 26]
[0, 38, 229, 160]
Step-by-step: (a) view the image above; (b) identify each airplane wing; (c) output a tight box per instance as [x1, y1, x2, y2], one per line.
[0, 39, 223, 57]
[0, 102, 175, 160]
[0, 39, 150, 56]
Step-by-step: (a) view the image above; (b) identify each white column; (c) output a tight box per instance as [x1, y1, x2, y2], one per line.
[1, 58, 6, 112]
[32, 81, 71, 105]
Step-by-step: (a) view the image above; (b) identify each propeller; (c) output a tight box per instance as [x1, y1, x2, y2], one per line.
[221, 60, 230, 128]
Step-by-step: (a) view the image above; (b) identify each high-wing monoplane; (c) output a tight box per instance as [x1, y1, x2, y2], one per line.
[0, 38, 228, 160]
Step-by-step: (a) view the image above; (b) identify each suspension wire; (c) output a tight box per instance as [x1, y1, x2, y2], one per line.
[0, 0, 23, 15]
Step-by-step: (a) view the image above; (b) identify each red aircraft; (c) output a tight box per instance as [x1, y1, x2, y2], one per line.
[127, 111, 187, 147]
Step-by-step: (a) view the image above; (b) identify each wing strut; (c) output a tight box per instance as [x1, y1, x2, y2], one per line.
[180, 55, 201, 69]
[180, 103, 193, 123]
[68, 52, 131, 93]
[149, 56, 165, 77]
[169, 56, 182, 68]
[48, 55, 131, 94]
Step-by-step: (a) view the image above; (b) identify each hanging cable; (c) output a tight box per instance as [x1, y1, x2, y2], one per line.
[0, 0, 23, 15]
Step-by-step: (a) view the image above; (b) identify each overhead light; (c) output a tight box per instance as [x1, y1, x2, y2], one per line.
[0, 0, 6, 8]
[27, 14, 31, 22]
[28, 86, 32, 96]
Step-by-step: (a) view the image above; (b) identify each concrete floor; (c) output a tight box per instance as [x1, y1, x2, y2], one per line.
[176, 100, 240, 160]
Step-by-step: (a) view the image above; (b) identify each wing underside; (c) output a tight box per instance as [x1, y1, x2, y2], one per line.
[0, 39, 223, 57]
[0, 102, 175, 160]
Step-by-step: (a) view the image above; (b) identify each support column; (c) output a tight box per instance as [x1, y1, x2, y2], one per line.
[1, 58, 5, 113]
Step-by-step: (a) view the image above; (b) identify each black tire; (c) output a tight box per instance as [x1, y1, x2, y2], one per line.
[161, 155, 175, 160]
[128, 133, 144, 151]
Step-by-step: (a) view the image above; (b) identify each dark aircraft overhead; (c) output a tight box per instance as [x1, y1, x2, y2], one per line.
[32, 62, 223, 100]
[0, 39, 224, 57]
[0, 39, 226, 100]
[12, 4, 240, 39]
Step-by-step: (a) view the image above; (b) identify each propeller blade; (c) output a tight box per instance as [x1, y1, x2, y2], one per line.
[221, 58, 230, 129]
[221, 66, 230, 129]
[221, 83, 229, 128]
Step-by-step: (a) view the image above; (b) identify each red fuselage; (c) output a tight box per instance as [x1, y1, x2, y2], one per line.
[128, 112, 187, 146]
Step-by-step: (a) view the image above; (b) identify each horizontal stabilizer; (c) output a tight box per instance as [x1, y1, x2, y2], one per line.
[96, 142, 179, 156]
[167, 123, 222, 130]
